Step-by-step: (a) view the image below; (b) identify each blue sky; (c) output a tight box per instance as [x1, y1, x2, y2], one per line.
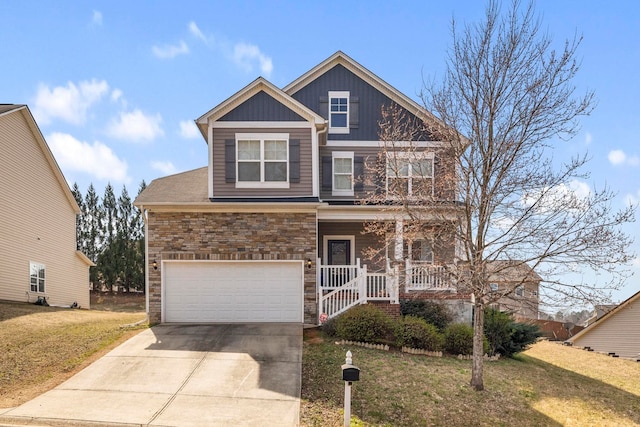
[1, 1, 638, 304]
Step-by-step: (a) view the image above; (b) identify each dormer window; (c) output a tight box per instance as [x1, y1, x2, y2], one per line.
[328, 91, 349, 134]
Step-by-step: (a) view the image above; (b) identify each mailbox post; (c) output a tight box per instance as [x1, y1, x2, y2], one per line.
[341, 350, 360, 427]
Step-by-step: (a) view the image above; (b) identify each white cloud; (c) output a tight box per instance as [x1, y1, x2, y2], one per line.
[522, 179, 591, 213]
[110, 89, 123, 102]
[92, 10, 102, 26]
[152, 40, 189, 59]
[608, 149, 639, 166]
[624, 189, 640, 207]
[232, 42, 273, 77]
[584, 132, 592, 145]
[188, 21, 207, 42]
[179, 120, 200, 139]
[608, 149, 627, 165]
[151, 160, 177, 175]
[32, 79, 109, 125]
[47, 132, 128, 182]
[107, 109, 164, 142]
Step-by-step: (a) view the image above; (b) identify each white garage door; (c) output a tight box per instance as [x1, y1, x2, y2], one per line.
[163, 261, 303, 323]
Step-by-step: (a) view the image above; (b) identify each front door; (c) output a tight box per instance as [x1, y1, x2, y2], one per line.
[327, 239, 351, 265]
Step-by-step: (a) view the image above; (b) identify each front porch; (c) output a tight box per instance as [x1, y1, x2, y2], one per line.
[317, 258, 455, 320]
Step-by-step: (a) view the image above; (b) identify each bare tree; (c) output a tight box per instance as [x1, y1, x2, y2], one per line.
[363, 0, 635, 391]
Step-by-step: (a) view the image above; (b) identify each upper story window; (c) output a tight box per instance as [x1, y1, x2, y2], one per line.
[328, 91, 349, 134]
[489, 283, 499, 292]
[515, 285, 525, 297]
[236, 133, 289, 188]
[405, 239, 433, 264]
[30, 262, 45, 293]
[332, 152, 354, 196]
[387, 152, 434, 197]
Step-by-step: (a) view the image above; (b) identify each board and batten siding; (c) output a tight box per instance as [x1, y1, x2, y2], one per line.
[571, 296, 640, 359]
[212, 127, 314, 197]
[0, 109, 90, 308]
[291, 64, 433, 142]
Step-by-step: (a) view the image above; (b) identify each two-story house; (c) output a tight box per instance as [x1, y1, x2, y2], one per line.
[135, 51, 463, 325]
[0, 104, 94, 308]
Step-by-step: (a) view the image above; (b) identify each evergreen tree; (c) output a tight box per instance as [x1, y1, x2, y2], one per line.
[71, 183, 84, 252]
[84, 184, 102, 287]
[98, 183, 119, 291]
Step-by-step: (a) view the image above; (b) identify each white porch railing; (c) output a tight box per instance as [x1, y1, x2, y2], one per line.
[318, 258, 399, 320]
[405, 262, 453, 290]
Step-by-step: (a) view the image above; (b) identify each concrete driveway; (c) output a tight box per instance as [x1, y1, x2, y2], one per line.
[0, 323, 302, 427]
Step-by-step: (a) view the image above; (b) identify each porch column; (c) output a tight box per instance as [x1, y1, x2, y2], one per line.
[394, 219, 403, 261]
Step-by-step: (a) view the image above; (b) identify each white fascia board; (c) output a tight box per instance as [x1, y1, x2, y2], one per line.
[208, 126, 214, 198]
[325, 140, 449, 148]
[212, 121, 314, 129]
[143, 202, 324, 214]
[317, 205, 459, 222]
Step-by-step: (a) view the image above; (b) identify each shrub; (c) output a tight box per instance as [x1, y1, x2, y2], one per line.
[484, 308, 513, 357]
[396, 316, 444, 351]
[335, 304, 396, 344]
[400, 299, 453, 331]
[505, 322, 542, 356]
[321, 315, 338, 337]
[443, 323, 474, 355]
[484, 308, 542, 357]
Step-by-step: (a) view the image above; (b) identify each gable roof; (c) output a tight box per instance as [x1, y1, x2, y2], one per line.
[195, 77, 326, 140]
[0, 104, 80, 214]
[567, 289, 640, 343]
[283, 51, 444, 130]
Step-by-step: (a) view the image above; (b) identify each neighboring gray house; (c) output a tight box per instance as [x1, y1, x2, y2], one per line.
[0, 104, 93, 308]
[567, 290, 640, 360]
[134, 52, 466, 324]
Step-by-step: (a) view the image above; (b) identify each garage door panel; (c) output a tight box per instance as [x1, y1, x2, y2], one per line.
[164, 261, 303, 323]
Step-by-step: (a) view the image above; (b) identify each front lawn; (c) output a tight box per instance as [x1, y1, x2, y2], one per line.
[301, 329, 640, 426]
[0, 299, 146, 408]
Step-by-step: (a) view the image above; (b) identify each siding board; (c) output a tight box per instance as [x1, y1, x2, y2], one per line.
[0, 110, 90, 307]
[220, 91, 305, 122]
[212, 127, 313, 197]
[291, 64, 432, 141]
[318, 222, 385, 271]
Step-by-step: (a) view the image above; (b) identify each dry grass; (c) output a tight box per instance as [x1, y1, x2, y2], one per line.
[301, 330, 640, 426]
[0, 298, 147, 408]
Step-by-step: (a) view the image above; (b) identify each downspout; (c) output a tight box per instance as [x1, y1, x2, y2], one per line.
[313, 121, 328, 200]
[314, 122, 328, 322]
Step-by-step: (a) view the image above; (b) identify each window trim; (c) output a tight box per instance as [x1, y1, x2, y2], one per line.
[235, 133, 289, 189]
[332, 151, 354, 196]
[406, 239, 434, 264]
[386, 151, 435, 197]
[328, 91, 350, 134]
[29, 261, 45, 293]
[515, 285, 525, 297]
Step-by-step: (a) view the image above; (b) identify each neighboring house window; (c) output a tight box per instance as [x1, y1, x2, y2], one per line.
[29, 262, 45, 293]
[515, 286, 524, 297]
[236, 133, 289, 188]
[387, 152, 434, 197]
[490, 283, 499, 292]
[332, 151, 354, 196]
[328, 91, 349, 134]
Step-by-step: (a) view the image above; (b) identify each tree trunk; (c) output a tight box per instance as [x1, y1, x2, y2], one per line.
[470, 302, 485, 391]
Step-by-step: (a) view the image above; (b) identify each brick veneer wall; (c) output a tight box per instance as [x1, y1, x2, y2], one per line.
[146, 211, 317, 324]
